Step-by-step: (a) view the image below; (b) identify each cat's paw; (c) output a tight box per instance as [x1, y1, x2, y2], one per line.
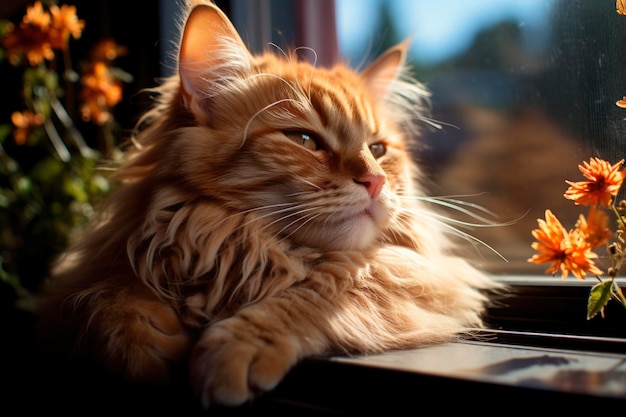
[189, 317, 298, 408]
[98, 300, 191, 382]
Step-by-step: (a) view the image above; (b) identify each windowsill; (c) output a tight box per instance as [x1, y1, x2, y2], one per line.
[252, 330, 626, 414]
[4, 275, 626, 414]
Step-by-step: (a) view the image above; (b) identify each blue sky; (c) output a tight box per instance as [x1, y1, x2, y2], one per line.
[336, 0, 555, 65]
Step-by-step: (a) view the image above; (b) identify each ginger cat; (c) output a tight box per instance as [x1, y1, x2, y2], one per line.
[33, 0, 500, 409]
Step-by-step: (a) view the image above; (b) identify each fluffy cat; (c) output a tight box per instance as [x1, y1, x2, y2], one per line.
[32, 0, 501, 409]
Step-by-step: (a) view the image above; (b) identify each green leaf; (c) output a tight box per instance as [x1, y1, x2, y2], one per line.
[63, 176, 88, 203]
[587, 280, 613, 320]
[15, 176, 33, 195]
[0, 124, 11, 143]
[0, 256, 21, 290]
[0, 20, 13, 38]
[30, 157, 63, 182]
[89, 174, 111, 195]
[0, 190, 9, 208]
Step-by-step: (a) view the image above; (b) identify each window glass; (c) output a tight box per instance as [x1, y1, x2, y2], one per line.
[336, 0, 626, 275]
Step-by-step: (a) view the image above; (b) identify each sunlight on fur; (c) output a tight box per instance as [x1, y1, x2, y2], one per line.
[31, 0, 508, 410]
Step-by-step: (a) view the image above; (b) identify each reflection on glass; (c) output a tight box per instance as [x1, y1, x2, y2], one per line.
[337, 0, 626, 274]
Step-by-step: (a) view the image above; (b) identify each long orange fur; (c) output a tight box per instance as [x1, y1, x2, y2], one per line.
[33, 0, 501, 409]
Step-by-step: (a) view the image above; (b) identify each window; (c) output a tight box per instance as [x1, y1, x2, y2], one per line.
[337, 0, 626, 277]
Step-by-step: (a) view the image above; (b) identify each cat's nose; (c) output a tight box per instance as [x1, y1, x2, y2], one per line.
[354, 173, 386, 199]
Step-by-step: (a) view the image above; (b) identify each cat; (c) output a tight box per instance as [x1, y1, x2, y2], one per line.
[32, 0, 502, 409]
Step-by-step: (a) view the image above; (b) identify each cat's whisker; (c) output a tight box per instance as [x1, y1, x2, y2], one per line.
[402, 193, 528, 227]
[294, 177, 323, 191]
[419, 118, 442, 130]
[438, 221, 509, 262]
[234, 204, 307, 230]
[424, 211, 519, 228]
[402, 196, 503, 226]
[247, 72, 304, 101]
[409, 191, 493, 206]
[418, 193, 499, 215]
[232, 202, 321, 235]
[419, 116, 460, 131]
[268, 42, 288, 59]
[292, 44, 317, 101]
[267, 42, 314, 101]
[210, 203, 320, 273]
[243, 199, 322, 219]
[213, 202, 302, 237]
[320, 211, 338, 231]
[437, 197, 529, 227]
[293, 46, 318, 100]
[234, 202, 296, 215]
[221, 202, 296, 223]
[386, 77, 430, 133]
[260, 206, 319, 232]
[286, 191, 316, 197]
[397, 210, 508, 261]
[268, 42, 304, 94]
[276, 212, 323, 243]
[242, 98, 303, 148]
[398, 192, 523, 259]
[353, 37, 376, 72]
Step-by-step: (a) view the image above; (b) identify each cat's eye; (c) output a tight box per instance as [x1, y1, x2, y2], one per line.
[369, 142, 387, 159]
[284, 131, 319, 151]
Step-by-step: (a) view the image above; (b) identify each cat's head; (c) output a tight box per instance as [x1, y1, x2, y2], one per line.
[133, 1, 432, 252]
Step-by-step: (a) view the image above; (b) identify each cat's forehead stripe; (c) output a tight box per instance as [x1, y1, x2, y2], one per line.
[308, 77, 378, 149]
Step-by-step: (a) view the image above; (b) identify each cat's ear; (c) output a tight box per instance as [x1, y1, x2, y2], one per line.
[361, 39, 410, 100]
[178, 3, 252, 102]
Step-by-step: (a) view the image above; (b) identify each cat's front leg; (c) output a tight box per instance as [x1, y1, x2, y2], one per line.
[189, 299, 327, 408]
[42, 283, 193, 383]
[97, 295, 192, 382]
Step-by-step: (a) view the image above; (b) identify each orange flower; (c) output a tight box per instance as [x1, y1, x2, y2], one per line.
[0, 2, 84, 65]
[17, 1, 54, 65]
[48, 3, 85, 49]
[575, 206, 612, 249]
[22, 1, 50, 29]
[617, 97, 626, 108]
[80, 62, 123, 124]
[89, 39, 128, 62]
[11, 110, 44, 145]
[1, 3, 53, 66]
[528, 209, 603, 280]
[564, 158, 626, 207]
